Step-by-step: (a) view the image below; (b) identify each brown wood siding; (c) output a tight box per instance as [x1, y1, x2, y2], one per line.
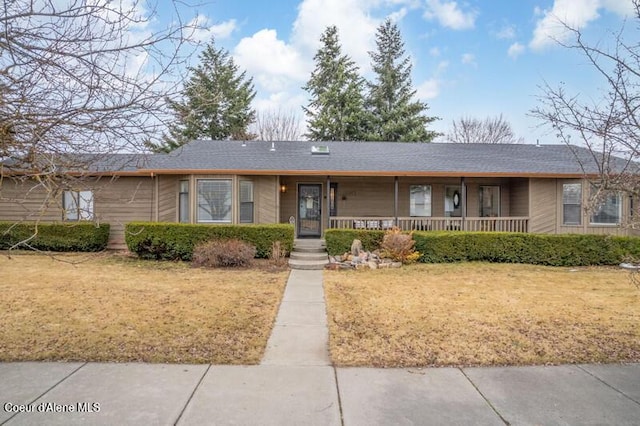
[529, 178, 557, 234]
[0, 176, 155, 248]
[509, 178, 529, 217]
[93, 177, 155, 248]
[0, 178, 62, 221]
[251, 175, 278, 224]
[157, 175, 183, 223]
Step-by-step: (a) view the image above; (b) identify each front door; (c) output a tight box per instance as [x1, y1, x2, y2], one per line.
[298, 184, 322, 237]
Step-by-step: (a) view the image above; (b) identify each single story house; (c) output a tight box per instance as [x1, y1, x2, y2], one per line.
[0, 140, 636, 248]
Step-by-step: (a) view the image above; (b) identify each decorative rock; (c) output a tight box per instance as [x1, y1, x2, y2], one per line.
[334, 255, 343, 262]
[355, 263, 368, 270]
[378, 262, 390, 269]
[367, 261, 378, 270]
[351, 239, 363, 256]
[390, 262, 402, 268]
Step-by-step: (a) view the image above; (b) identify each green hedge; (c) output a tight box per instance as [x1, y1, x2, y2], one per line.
[0, 222, 110, 252]
[414, 232, 640, 266]
[325, 229, 640, 266]
[125, 222, 295, 261]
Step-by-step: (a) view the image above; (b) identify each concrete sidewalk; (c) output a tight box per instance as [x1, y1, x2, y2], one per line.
[1, 270, 639, 425]
[1, 362, 639, 425]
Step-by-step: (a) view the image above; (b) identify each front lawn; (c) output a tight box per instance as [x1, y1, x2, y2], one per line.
[325, 263, 640, 367]
[0, 252, 288, 364]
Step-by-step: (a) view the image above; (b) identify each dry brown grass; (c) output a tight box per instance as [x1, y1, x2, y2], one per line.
[0, 252, 288, 364]
[325, 263, 640, 367]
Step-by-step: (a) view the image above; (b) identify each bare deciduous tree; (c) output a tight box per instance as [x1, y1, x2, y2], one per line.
[253, 109, 302, 141]
[446, 114, 523, 144]
[0, 0, 194, 247]
[530, 1, 640, 228]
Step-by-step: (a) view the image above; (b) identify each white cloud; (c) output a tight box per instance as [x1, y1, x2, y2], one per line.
[508, 42, 525, 59]
[496, 25, 516, 40]
[429, 47, 441, 57]
[415, 78, 440, 100]
[529, 0, 633, 50]
[234, 29, 308, 92]
[291, 0, 379, 71]
[423, 0, 478, 30]
[388, 7, 409, 22]
[188, 15, 237, 43]
[461, 53, 476, 67]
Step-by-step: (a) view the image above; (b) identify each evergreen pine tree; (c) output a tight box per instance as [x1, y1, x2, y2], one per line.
[303, 26, 366, 141]
[366, 19, 439, 142]
[149, 38, 256, 153]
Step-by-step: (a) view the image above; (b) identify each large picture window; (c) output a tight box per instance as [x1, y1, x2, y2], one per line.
[63, 190, 94, 221]
[562, 183, 582, 225]
[197, 180, 232, 223]
[590, 191, 621, 225]
[239, 180, 254, 223]
[410, 185, 431, 217]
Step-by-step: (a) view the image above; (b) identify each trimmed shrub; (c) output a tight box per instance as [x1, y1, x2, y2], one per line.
[192, 239, 257, 268]
[125, 222, 294, 261]
[413, 232, 640, 266]
[380, 227, 420, 264]
[0, 222, 110, 252]
[325, 229, 384, 255]
[325, 228, 640, 266]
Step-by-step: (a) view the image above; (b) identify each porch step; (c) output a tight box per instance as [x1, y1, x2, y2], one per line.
[289, 239, 328, 270]
[290, 252, 329, 261]
[288, 258, 329, 270]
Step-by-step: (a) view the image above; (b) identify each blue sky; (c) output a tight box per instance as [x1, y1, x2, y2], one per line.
[162, 0, 636, 142]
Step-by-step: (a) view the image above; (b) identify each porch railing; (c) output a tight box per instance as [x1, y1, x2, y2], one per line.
[329, 216, 529, 233]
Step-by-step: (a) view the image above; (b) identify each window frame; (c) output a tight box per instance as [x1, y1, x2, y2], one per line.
[562, 183, 582, 226]
[409, 184, 432, 217]
[196, 179, 232, 223]
[589, 189, 622, 226]
[239, 180, 254, 224]
[63, 190, 94, 221]
[178, 180, 190, 223]
[478, 185, 501, 217]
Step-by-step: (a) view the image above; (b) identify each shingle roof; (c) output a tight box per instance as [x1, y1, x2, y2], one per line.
[144, 140, 631, 177]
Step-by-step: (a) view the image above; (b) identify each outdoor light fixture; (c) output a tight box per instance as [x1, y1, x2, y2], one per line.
[280, 183, 287, 193]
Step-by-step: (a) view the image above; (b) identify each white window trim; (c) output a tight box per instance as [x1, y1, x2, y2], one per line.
[562, 183, 582, 226]
[63, 190, 94, 221]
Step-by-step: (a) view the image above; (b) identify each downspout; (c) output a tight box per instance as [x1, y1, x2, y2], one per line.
[394, 176, 399, 227]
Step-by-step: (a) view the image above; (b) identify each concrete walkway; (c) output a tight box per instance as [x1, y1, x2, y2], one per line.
[1, 269, 639, 425]
[261, 269, 330, 366]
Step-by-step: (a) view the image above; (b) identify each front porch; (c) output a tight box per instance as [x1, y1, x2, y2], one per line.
[329, 216, 530, 232]
[279, 176, 531, 237]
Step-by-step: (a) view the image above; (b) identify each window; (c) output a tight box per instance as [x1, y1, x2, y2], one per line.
[329, 183, 338, 216]
[197, 180, 231, 223]
[410, 185, 431, 216]
[590, 191, 621, 225]
[445, 186, 462, 217]
[239, 181, 254, 223]
[63, 190, 94, 221]
[479, 186, 500, 217]
[562, 183, 582, 225]
[178, 180, 189, 223]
